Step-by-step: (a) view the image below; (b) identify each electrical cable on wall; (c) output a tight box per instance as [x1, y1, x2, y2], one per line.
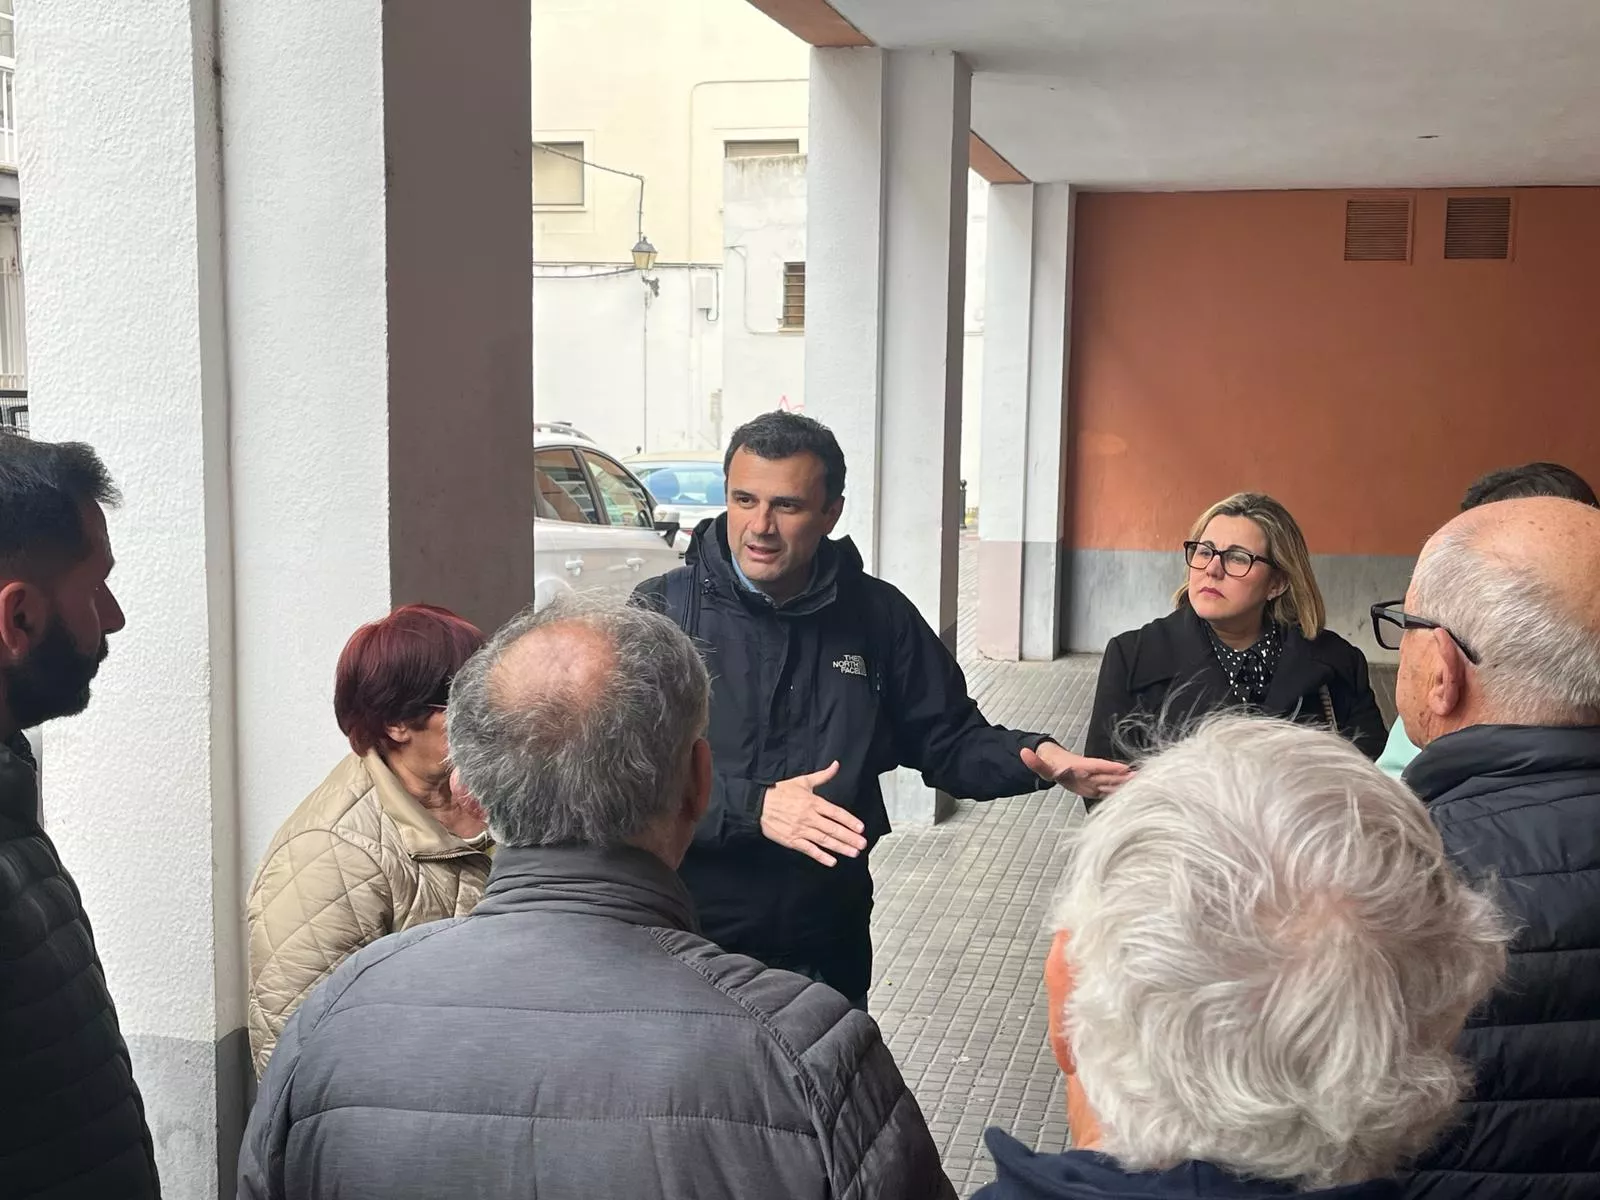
[534, 142, 652, 259]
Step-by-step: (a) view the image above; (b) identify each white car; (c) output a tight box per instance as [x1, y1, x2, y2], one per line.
[535, 423, 682, 609]
[626, 449, 726, 554]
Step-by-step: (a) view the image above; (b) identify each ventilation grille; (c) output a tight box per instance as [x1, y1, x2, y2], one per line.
[1445, 196, 1512, 260]
[1344, 198, 1412, 261]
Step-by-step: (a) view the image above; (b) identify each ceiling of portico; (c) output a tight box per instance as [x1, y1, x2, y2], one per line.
[824, 0, 1600, 190]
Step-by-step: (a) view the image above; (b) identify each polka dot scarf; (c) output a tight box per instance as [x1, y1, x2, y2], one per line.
[1205, 620, 1282, 707]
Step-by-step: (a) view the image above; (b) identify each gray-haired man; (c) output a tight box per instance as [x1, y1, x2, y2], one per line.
[239, 594, 955, 1200]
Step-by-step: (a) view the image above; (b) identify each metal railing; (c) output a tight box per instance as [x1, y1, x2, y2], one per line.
[0, 62, 14, 172]
[0, 389, 26, 434]
[0, 229, 22, 393]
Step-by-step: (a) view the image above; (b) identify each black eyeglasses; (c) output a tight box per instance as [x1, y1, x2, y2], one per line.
[423, 675, 455, 710]
[1370, 601, 1481, 664]
[1184, 540, 1276, 578]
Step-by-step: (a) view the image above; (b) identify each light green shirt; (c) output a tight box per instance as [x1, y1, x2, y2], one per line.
[1376, 718, 1421, 780]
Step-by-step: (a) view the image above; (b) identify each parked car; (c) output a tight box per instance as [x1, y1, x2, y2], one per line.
[626, 450, 725, 553]
[535, 423, 682, 609]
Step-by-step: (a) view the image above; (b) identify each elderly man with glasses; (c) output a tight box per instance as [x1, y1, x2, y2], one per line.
[1372, 495, 1600, 1200]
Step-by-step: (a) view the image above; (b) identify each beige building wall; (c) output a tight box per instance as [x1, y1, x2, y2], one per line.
[530, 1, 988, 498]
[533, 0, 809, 266]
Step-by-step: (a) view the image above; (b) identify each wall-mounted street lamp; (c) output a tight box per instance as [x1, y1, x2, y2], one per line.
[632, 235, 660, 296]
[533, 142, 661, 296]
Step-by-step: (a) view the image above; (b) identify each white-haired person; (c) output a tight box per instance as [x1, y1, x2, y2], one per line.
[975, 717, 1508, 1200]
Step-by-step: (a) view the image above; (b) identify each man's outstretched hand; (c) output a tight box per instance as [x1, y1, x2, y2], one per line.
[1022, 742, 1132, 802]
[760, 761, 868, 867]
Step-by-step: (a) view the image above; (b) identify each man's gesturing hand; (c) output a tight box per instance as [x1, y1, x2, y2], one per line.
[1022, 742, 1133, 802]
[759, 761, 867, 867]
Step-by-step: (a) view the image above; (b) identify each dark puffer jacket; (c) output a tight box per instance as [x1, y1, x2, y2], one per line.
[975, 1129, 1402, 1199]
[239, 843, 955, 1200]
[1402, 724, 1600, 1199]
[0, 735, 160, 1199]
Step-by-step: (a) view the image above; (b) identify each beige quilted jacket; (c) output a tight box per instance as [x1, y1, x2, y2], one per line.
[246, 751, 491, 1076]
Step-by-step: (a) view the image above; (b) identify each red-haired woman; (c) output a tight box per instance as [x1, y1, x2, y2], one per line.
[246, 604, 490, 1076]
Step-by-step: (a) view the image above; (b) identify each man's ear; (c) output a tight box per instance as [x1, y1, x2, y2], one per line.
[1044, 929, 1077, 1076]
[821, 495, 845, 536]
[1428, 627, 1468, 719]
[0, 580, 44, 661]
[685, 737, 712, 826]
[449, 769, 487, 823]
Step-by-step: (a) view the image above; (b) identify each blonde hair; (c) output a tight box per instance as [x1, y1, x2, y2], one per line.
[1173, 492, 1326, 639]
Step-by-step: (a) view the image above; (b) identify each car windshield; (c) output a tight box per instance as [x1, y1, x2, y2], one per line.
[634, 462, 725, 507]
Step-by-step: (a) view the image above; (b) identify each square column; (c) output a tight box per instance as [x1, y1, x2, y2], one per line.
[978, 184, 1076, 661]
[807, 48, 971, 824]
[19, 1, 531, 1193]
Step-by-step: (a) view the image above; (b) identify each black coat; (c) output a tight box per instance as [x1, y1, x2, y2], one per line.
[1401, 724, 1600, 1200]
[637, 517, 1052, 1000]
[1083, 604, 1387, 774]
[974, 1129, 1401, 1199]
[0, 735, 160, 1199]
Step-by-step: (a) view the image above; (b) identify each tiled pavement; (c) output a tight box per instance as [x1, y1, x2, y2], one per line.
[867, 541, 1098, 1196]
[868, 537, 1399, 1195]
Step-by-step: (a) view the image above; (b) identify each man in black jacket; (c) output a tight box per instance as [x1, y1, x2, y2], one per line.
[0, 431, 158, 1198]
[637, 413, 1128, 1007]
[1385, 495, 1600, 1200]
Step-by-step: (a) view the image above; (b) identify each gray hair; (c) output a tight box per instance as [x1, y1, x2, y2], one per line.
[1057, 717, 1508, 1188]
[1411, 523, 1600, 724]
[446, 593, 709, 848]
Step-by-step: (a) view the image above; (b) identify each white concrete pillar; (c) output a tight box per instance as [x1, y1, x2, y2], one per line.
[807, 48, 970, 823]
[19, 1, 531, 1193]
[805, 46, 888, 565]
[978, 184, 1076, 661]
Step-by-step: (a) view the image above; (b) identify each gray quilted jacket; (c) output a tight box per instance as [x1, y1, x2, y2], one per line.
[238, 843, 955, 1200]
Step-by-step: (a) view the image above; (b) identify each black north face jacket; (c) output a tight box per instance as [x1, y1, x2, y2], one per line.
[637, 517, 1053, 1001]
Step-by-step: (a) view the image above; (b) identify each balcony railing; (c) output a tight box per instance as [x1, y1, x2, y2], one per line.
[0, 391, 26, 435]
[0, 62, 13, 171]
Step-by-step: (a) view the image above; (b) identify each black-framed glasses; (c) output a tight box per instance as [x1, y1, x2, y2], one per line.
[1184, 540, 1276, 578]
[1370, 601, 1481, 664]
[423, 675, 456, 711]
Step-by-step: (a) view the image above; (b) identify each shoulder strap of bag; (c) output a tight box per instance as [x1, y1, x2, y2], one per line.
[852, 572, 890, 695]
[1318, 683, 1337, 730]
[662, 567, 701, 638]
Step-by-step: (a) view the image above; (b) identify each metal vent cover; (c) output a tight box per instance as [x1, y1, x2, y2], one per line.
[1445, 196, 1512, 260]
[1344, 197, 1412, 262]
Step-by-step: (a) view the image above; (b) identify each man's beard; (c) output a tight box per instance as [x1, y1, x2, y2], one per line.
[3, 616, 108, 730]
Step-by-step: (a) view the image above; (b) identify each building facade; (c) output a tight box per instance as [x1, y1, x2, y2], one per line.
[532, 0, 989, 505]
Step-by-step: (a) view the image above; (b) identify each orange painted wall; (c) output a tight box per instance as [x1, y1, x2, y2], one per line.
[1068, 188, 1600, 556]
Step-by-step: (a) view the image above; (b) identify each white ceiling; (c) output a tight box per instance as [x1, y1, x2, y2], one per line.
[830, 0, 1600, 190]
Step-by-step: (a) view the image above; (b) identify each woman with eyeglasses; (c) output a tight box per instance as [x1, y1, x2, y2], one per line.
[246, 604, 491, 1077]
[1082, 493, 1385, 798]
